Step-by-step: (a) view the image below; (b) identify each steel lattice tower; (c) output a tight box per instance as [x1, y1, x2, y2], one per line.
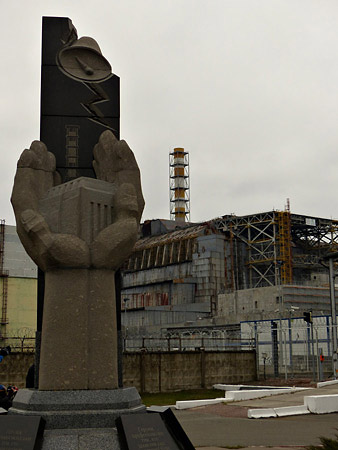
[169, 148, 190, 222]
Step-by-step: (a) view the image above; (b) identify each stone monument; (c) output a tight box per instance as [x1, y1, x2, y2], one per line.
[37, 15, 123, 389]
[10, 132, 146, 447]
[11, 130, 144, 391]
[8, 17, 146, 449]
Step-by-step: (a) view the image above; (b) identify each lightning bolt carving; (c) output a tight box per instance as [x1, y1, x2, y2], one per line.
[82, 82, 116, 132]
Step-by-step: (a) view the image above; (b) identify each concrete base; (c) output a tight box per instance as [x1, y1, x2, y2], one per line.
[9, 387, 146, 429]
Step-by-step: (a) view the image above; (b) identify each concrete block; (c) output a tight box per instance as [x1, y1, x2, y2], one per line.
[305, 394, 338, 414]
[213, 384, 292, 392]
[274, 405, 310, 417]
[317, 380, 338, 388]
[175, 398, 226, 410]
[225, 388, 294, 401]
[248, 408, 277, 418]
[213, 384, 240, 391]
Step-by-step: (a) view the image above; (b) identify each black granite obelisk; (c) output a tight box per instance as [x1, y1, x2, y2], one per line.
[37, 16, 122, 387]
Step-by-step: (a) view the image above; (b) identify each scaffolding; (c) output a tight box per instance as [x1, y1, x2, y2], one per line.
[276, 211, 292, 284]
[214, 211, 338, 291]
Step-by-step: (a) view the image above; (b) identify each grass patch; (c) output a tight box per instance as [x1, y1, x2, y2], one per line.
[307, 434, 338, 450]
[140, 389, 221, 407]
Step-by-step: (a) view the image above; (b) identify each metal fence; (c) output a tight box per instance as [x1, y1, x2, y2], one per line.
[123, 335, 247, 352]
[0, 337, 35, 353]
[4, 318, 336, 382]
[241, 316, 337, 381]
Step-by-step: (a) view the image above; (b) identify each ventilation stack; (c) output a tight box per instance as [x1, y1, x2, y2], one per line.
[169, 148, 190, 222]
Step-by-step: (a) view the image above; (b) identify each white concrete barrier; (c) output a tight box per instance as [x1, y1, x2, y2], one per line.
[274, 405, 310, 417]
[248, 408, 277, 418]
[213, 384, 292, 392]
[225, 388, 295, 401]
[213, 384, 241, 391]
[175, 398, 226, 410]
[248, 405, 309, 418]
[305, 394, 338, 414]
[317, 379, 338, 388]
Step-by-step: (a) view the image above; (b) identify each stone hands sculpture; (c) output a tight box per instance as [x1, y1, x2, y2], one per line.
[11, 130, 144, 390]
[11, 130, 144, 272]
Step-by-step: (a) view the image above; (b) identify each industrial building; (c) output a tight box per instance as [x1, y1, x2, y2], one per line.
[121, 209, 338, 337]
[0, 221, 37, 343]
[1, 207, 338, 344]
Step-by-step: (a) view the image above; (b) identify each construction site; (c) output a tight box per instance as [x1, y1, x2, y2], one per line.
[118, 148, 338, 378]
[122, 209, 338, 324]
[121, 149, 338, 332]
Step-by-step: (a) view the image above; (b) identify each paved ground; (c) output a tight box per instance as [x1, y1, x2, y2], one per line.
[172, 383, 338, 450]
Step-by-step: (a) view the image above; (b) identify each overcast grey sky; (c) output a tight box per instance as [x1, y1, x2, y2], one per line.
[1, 0, 338, 226]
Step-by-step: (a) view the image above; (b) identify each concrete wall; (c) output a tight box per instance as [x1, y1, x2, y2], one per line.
[123, 350, 256, 393]
[124, 304, 210, 334]
[122, 233, 226, 332]
[0, 353, 34, 388]
[217, 284, 334, 323]
[122, 279, 196, 309]
[2, 350, 256, 393]
[217, 286, 279, 323]
[192, 234, 225, 312]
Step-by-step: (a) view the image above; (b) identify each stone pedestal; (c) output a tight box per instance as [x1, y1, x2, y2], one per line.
[39, 268, 119, 390]
[9, 387, 146, 449]
[10, 388, 145, 429]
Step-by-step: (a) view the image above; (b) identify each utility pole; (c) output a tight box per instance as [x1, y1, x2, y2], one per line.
[322, 252, 338, 379]
[303, 311, 315, 381]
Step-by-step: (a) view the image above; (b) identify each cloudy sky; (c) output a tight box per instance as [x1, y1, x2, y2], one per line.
[1, 0, 338, 226]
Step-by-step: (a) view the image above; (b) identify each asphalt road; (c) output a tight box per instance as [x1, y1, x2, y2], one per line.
[173, 384, 338, 449]
[175, 410, 338, 447]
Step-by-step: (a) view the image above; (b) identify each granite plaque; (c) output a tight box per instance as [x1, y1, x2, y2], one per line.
[0, 416, 45, 450]
[116, 413, 181, 450]
[147, 407, 195, 450]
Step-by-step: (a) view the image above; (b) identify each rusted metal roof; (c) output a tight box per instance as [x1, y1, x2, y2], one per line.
[134, 223, 211, 250]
